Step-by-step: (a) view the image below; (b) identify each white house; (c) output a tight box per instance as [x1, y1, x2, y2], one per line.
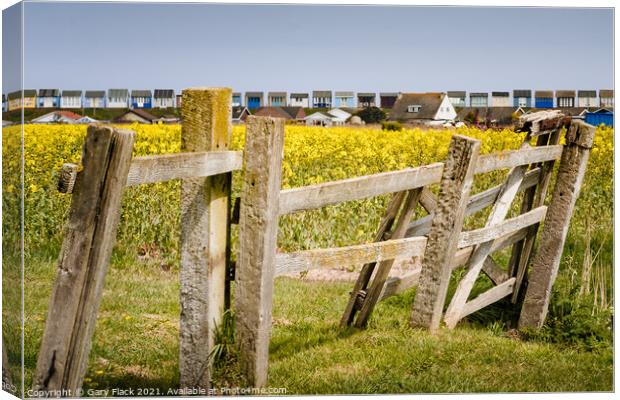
[76, 115, 99, 124]
[335, 92, 355, 108]
[31, 110, 83, 124]
[290, 93, 309, 108]
[153, 89, 175, 108]
[305, 112, 336, 126]
[84, 91, 106, 108]
[447, 91, 466, 108]
[326, 108, 352, 124]
[61, 90, 82, 108]
[469, 92, 489, 107]
[38, 89, 60, 108]
[600, 90, 614, 108]
[108, 89, 130, 108]
[491, 92, 510, 107]
[312, 91, 332, 108]
[305, 108, 351, 126]
[578, 90, 597, 107]
[389, 92, 457, 125]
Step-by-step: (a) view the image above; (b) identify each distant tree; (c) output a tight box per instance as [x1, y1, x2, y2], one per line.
[357, 107, 386, 124]
[381, 121, 402, 131]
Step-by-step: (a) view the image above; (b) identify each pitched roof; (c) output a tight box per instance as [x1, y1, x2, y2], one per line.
[232, 92, 241, 97]
[108, 89, 129, 98]
[268, 91, 287, 97]
[85, 90, 105, 98]
[62, 90, 82, 97]
[115, 109, 157, 122]
[335, 91, 354, 97]
[154, 89, 174, 98]
[578, 90, 596, 97]
[131, 90, 152, 97]
[290, 93, 309, 98]
[254, 106, 305, 120]
[39, 89, 60, 97]
[312, 90, 332, 97]
[389, 92, 447, 121]
[253, 106, 292, 119]
[31, 110, 84, 123]
[470, 92, 488, 97]
[591, 108, 613, 114]
[281, 106, 305, 119]
[380, 92, 399, 97]
[246, 91, 263, 97]
[447, 91, 466, 97]
[56, 110, 83, 120]
[555, 107, 592, 116]
[232, 106, 250, 120]
[327, 108, 352, 120]
[357, 93, 376, 97]
[535, 90, 553, 98]
[513, 90, 532, 97]
[600, 89, 614, 97]
[305, 112, 333, 120]
[456, 107, 516, 124]
[492, 92, 509, 97]
[556, 90, 575, 97]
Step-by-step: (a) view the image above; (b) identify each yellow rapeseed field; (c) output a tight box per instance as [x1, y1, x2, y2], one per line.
[1, 123, 612, 255]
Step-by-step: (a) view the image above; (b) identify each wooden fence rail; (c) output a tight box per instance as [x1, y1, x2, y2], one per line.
[59, 150, 242, 194]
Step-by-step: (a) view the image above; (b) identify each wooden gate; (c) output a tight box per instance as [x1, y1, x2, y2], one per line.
[235, 110, 595, 386]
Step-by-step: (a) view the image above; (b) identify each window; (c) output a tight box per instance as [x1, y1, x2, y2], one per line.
[407, 105, 421, 113]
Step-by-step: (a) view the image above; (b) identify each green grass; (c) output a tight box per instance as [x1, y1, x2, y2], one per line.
[8, 252, 612, 395]
[270, 279, 611, 394]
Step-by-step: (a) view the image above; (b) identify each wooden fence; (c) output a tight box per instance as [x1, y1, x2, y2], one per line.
[32, 89, 595, 394]
[32, 88, 241, 395]
[235, 108, 594, 386]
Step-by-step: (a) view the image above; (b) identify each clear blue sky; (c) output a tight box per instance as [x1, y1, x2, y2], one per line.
[2, 2, 615, 94]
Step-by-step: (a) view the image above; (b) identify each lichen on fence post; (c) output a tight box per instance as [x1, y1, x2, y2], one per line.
[179, 87, 232, 390]
[519, 120, 596, 329]
[409, 134, 480, 332]
[235, 116, 285, 388]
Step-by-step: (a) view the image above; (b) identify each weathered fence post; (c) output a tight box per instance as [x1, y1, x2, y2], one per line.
[410, 135, 480, 332]
[179, 88, 232, 389]
[235, 116, 285, 388]
[33, 125, 135, 394]
[519, 120, 596, 329]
